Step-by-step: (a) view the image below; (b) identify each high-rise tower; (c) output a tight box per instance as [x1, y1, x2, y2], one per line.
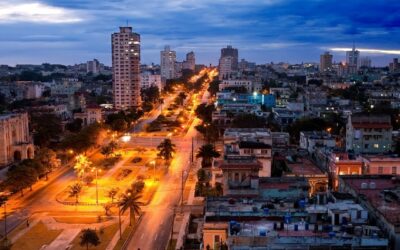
[112, 27, 141, 110]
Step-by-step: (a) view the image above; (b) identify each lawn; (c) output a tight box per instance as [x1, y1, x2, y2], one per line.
[53, 216, 111, 224]
[11, 222, 62, 250]
[70, 223, 119, 250]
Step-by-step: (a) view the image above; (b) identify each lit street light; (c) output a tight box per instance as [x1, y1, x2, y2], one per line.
[91, 167, 102, 204]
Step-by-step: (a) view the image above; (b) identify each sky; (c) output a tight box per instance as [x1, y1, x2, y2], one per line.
[0, 0, 399, 66]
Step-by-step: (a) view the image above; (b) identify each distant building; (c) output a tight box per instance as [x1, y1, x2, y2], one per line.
[328, 152, 363, 189]
[362, 155, 400, 175]
[360, 56, 372, 68]
[74, 105, 103, 126]
[86, 59, 101, 74]
[218, 45, 238, 80]
[346, 113, 392, 154]
[112, 26, 141, 110]
[320, 52, 333, 72]
[0, 113, 34, 166]
[160, 46, 176, 80]
[389, 58, 400, 72]
[182, 51, 195, 71]
[346, 44, 360, 69]
[140, 72, 162, 90]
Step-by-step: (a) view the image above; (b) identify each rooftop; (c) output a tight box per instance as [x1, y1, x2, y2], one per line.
[341, 175, 400, 226]
[285, 157, 326, 177]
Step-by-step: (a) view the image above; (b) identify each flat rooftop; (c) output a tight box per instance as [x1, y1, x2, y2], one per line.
[341, 175, 400, 225]
[285, 157, 326, 177]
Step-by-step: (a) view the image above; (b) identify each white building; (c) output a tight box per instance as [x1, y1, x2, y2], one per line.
[74, 105, 103, 126]
[300, 131, 336, 154]
[224, 128, 272, 177]
[219, 79, 261, 93]
[112, 26, 141, 110]
[140, 72, 162, 90]
[160, 46, 176, 80]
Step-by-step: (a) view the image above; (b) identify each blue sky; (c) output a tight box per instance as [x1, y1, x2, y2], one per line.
[0, 0, 399, 66]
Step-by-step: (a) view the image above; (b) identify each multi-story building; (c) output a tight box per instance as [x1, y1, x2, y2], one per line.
[300, 131, 336, 154]
[0, 113, 34, 166]
[362, 155, 400, 175]
[73, 105, 103, 126]
[389, 58, 400, 72]
[86, 59, 101, 74]
[346, 113, 392, 154]
[140, 71, 162, 90]
[160, 45, 176, 81]
[320, 52, 333, 72]
[360, 56, 372, 68]
[346, 44, 360, 69]
[223, 128, 272, 177]
[219, 79, 262, 93]
[182, 51, 195, 71]
[328, 151, 363, 189]
[112, 26, 141, 110]
[218, 45, 238, 80]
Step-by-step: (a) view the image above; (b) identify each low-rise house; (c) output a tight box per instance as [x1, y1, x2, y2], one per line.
[300, 131, 336, 154]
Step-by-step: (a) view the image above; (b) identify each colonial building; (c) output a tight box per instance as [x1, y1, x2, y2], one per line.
[0, 113, 34, 166]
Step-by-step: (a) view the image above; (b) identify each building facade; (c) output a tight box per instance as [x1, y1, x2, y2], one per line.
[320, 52, 333, 72]
[346, 113, 392, 154]
[140, 72, 162, 90]
[160, 45, 176, 80]
[112, 27, 141, 110]
[0, 113, 34, 166]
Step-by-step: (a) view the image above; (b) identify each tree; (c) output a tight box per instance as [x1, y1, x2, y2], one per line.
[195, 103, 215, 123]
[111, 119, 127, 132]
[79, 228, 100, 250]
[5, 162, 38, 196]
[100, 145, 112, 159]
[68, 183, 82, 203]
[66, 118, 83, 132]
[208, 79, 221, 96]
[107, 187, 119, 203]
[118, 192, 143, 226]
[196, 144, 220, 168]
[232, 114, 266, 128]
[157, 139, 176, 161]
[141, 86, 160, 104]
[195, 123, 219, 143]
[31, 113, 62, 147]
[131, 180, 145, 193]
[73, 155, 92, 181]
[103, 203, 113, 216]
[35, 148, 59, 180]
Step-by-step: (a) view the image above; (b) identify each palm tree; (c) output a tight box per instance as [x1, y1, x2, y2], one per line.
[79, 228, 100, 250]
[100, 145, 112, 159]
[68, 183, 82, 203]
[118, 191, 143, 227]
[196, 144, 220, 168]
[107, 187, 119, 203]
[157, 139, 176, 161]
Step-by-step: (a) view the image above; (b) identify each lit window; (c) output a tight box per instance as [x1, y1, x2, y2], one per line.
[392, 167, 397, 175]
[373, 144, 379, 149]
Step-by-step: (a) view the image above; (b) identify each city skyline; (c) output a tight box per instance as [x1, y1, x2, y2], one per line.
[0, 0, 399, 66]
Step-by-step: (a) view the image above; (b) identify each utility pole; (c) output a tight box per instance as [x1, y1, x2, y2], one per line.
[181, 170, 184, 213]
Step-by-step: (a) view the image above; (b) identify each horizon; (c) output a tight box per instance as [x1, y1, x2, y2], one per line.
[0, 0, 399, 66]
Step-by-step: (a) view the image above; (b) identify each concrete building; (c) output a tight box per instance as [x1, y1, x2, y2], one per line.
[360, 57, 372, 68]
[219, 79, 261, 93]
[218, 45, 238, 80]
[160, 45, 176, 80]
[182, 51, 195, 71]
[0, 113, 34, 166]
[389, 58, 400, 72]
[346, 113, 392, 154]
[320, 52, 333, 72]
[73, 105, 103, 126]
[339, 175, 400, 249]
[362, 155, 400, 175]
[224, 128, 272, 177]
[140, 71, 162, 90]
[300, 131, 336, 154]
[112, 26, 141, 110]
[86, 59, 101, 74]
[328, 152, 363, 189]
[346, 44, 360, 69]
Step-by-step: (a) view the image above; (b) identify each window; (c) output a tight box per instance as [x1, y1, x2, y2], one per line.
[392, 167, 397, 175]
[378, 166, 383, 174]
[373, 144, 379, 149]
[364, 144, 369, 149]
[214, 235, 220, 244]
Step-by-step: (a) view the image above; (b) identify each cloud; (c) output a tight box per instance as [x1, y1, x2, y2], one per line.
[330, 47, 400, 55]
[0, 1, 84, 24]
